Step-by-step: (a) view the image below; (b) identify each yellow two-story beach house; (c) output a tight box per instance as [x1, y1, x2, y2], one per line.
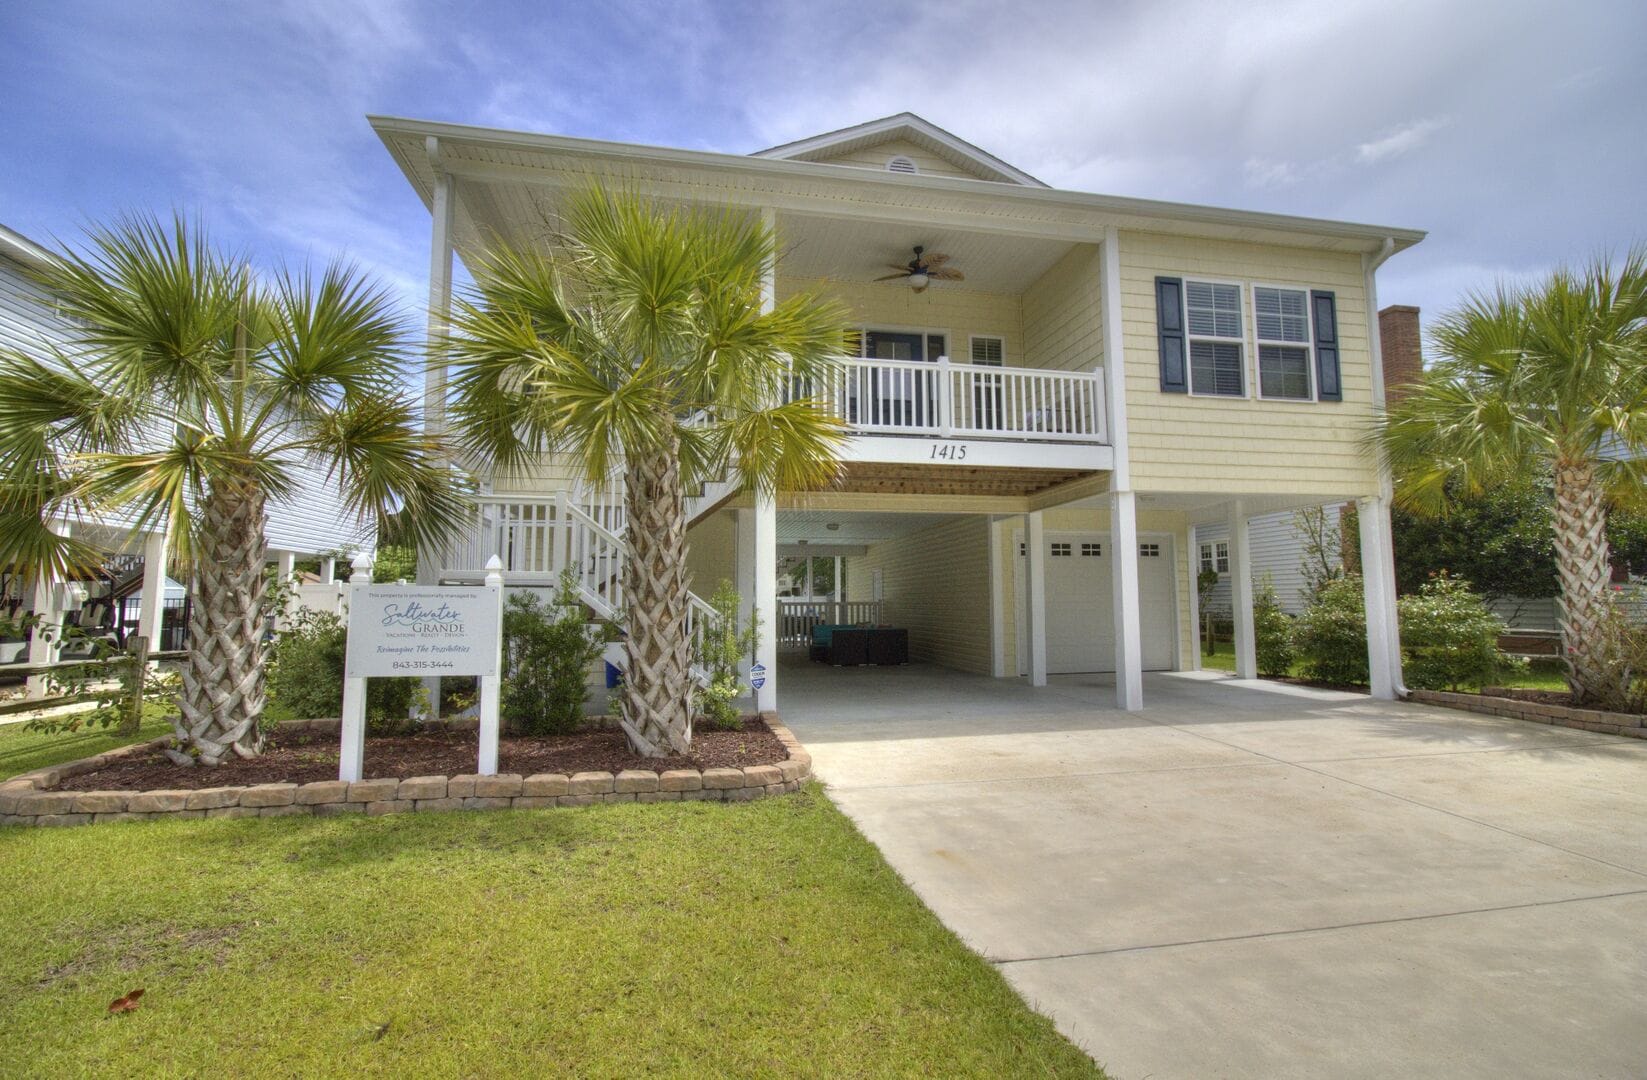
[371, 112, 1422, 713]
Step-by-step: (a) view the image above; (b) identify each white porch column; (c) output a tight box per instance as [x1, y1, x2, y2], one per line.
[137, 527, 169, 653]
[1185, 523, 1202, 671]
[276, 550, 296, 582]
[753, 492, 778, 711]
[1228, 500, 1257, 680]
[988, 519, 1007, 678]
[319, 556, 336, 584]
[1110, 489, 1144, 709]
[1025, 511, 1048, 687]
[1358, 495, 1402, 700]
[832, 555, 842, 622]
[25, 522, 68, 698]
[417, 141, 457, 716]
[735, 508, 756, 682]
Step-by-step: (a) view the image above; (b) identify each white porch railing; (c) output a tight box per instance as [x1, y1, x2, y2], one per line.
[779, 600, 885, 648]
[796, 357, 1107, 443]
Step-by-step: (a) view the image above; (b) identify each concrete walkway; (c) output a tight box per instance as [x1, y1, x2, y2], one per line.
[779, 659, 1647, 1080]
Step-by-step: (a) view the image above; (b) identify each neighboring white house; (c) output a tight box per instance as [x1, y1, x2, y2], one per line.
[0, 223, 372, 687]
[374, 110, 1422, 711]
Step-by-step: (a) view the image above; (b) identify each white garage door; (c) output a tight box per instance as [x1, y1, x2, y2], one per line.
[1022, 533, 1176, 674]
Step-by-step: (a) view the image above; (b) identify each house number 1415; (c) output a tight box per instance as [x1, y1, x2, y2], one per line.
[929, 443, 968, 461]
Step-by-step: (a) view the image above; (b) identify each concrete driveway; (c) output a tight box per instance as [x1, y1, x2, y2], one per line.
[779, 660, 1647, 1080]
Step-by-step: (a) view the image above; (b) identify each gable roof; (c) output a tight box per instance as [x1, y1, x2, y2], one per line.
[753, 112, 1046, 188]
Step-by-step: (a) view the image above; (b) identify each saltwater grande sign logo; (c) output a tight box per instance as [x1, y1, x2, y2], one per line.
[380, 600, 467, 634]
[345, 585, 501, 678]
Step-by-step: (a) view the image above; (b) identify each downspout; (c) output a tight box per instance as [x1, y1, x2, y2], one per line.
[1362, 236, 1407, 696]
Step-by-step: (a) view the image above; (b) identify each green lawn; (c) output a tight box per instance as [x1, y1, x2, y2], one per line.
[0, 708, 172, 780]
[0, 788, 1104, 1078]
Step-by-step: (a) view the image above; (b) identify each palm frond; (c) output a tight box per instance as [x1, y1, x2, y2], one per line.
[292, 394, 473, 552]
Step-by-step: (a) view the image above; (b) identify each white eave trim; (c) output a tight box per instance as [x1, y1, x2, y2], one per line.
[0, 223, 56, 273]
[366, 115, 1427, 253]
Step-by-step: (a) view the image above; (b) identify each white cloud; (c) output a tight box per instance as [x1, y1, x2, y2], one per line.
[1356, 118, 1449, 164]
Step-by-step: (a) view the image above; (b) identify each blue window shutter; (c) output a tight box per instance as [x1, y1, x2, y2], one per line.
[1311, 290, 1341, 401]
[1156, 277, 1187, 393]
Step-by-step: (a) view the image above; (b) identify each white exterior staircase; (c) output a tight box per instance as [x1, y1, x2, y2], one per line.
[440, 462, 743, 685]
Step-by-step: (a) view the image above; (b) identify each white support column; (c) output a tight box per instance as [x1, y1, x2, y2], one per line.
[751, 205, 779, 712]
[1099, 226, 1131, 474]
[418, 142, 457, 715]
[319, 556, 336, 584]
[25, 522, 68, 699]
[1185, 523, 1202, 671]
[137, 527, 169, 654]
[477, 556, 505, 775]
[735, 508, 756, 684]
[1025, 511, 1048, 687]
[1110, 489, 1144, 709]
[1358, 495, 1402, 700]
[988, 518, 1007, 678]
[753, 492, 778, 712]
[276, 550, 296, 582]
[338, 553, 373, 783]
[1228, 500, 1257, 680]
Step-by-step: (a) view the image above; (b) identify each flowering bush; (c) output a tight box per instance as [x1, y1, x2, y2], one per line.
[1397, 573, 1508, 691]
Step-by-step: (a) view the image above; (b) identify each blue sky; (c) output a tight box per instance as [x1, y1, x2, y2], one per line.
[3, 0, 1645, 331]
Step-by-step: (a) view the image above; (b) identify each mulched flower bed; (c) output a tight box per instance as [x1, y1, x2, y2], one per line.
[57, 718, 788, 792]
[1478, 685, 1647, 716]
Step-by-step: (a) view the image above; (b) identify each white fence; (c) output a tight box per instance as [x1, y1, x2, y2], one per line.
[796, 356, 1107, 443]
[779, 600, 884, 648]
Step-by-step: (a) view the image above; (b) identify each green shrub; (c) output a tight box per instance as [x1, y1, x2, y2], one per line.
[266, 609, 420, 733]
[1291, 574, 1370, 685]
[1253, 580, 1295, 678]
[1397, 573, 1508, 691]
[266, 610, 347, 721]
[502, 570, 603, 736]
[694, 581, 760, 731]
[1572, 600, 1647, 712]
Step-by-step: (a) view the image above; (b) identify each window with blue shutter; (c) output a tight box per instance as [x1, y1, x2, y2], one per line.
[1155, 276, 1187, 393]
[1185, 280, 1245, 396]
[1255, 286, 1314, 400]
[1311, 290, 1341, 401]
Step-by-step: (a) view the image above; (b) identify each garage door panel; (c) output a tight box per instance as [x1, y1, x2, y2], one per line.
[1026, 532, 1175, 675]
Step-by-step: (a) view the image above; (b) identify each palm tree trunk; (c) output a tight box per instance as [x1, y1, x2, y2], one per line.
[168, 478, 269, 765]
[1552, 458, 1616, 703]
[617, 431, 694, 757]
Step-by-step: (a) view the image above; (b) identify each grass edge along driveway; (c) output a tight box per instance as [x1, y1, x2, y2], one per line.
[0, 785, 1106, 1078]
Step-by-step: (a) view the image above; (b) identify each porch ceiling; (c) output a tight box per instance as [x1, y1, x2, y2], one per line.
[775, 212, 1078, 295]
[812, 462, 1091, 498]
[778, 510, 966, 545]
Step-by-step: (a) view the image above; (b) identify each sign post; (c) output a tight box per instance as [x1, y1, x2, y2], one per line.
[338, 553, 506, 782]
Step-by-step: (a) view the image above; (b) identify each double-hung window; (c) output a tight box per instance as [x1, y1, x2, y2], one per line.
[1199, 541, 1229, 574]
[1185, 281, 1244, 396]
[1254, 286, 1314, 400]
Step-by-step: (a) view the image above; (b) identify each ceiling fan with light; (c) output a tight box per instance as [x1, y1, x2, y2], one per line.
[875, 245, 964, 293]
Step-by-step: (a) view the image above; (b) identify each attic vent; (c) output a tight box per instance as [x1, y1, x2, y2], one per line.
[886, 155, 919, 174]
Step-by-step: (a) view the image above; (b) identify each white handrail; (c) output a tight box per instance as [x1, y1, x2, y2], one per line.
[797, 356, 1107, 443]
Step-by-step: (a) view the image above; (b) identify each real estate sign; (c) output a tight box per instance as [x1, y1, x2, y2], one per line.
[344, 585, 501, 678]
[337, 562, 507, 783]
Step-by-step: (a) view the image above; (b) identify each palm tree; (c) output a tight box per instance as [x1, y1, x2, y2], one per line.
[1376, 250, 1647, 703]
[0, 214, 468, 764]
[443, 189, 851, 755]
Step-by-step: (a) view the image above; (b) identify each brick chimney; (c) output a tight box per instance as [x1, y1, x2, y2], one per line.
[1378, 305, 1422, 401]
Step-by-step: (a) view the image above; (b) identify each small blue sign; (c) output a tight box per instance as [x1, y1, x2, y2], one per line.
[750, 662, 767, 690]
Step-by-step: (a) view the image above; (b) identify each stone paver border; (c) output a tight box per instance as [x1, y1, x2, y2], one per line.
[1409, 688, 1647, 739]
[0, 714, 811, 827]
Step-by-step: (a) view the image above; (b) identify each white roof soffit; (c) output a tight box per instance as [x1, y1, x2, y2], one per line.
[0, 223, 56, 272]
[753, 111, 1047, 188]
[369, 115, 1426, 254]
